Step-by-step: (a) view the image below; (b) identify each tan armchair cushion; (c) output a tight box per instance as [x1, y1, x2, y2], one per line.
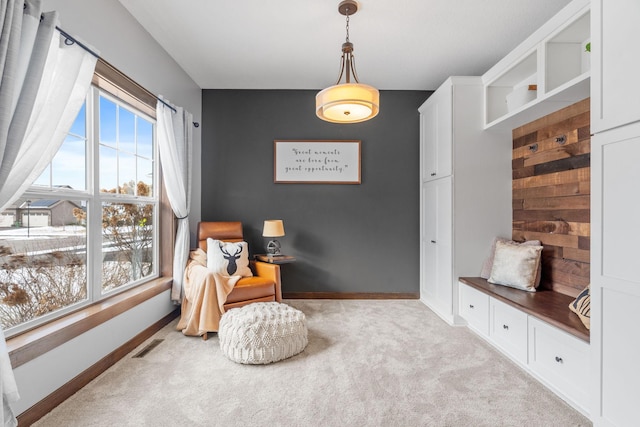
[225, 276, 276, 304]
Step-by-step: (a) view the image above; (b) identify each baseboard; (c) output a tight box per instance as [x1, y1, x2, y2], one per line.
[419, 297, 455, 325]
[283, 292, 420, 299]
[16, 309, 179, 426]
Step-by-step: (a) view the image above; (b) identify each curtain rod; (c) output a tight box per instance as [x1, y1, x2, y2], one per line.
[54, 25, 200, 128]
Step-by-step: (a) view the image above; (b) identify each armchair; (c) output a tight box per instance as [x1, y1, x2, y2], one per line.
[177, 221, 282, 338]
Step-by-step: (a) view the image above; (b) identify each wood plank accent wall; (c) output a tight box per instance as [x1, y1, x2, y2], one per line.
[512, 98, 590, 298]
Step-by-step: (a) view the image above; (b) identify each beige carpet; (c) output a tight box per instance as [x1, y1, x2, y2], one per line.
[34, 300, 591, 426]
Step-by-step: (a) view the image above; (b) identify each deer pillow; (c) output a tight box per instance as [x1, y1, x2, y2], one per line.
[206, 238, 253, 277]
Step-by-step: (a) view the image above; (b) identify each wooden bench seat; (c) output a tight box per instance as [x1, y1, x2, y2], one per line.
[459, 277, 589, 343]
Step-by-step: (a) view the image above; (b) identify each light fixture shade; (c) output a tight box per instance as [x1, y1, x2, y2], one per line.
[316, 83, 380, 123]
[262, 219, 285, 237]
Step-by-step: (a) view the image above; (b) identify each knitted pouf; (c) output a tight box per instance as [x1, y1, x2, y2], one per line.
[218, 302, 308, 364]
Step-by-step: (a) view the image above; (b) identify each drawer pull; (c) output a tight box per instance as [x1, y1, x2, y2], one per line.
[555, 356, 563, 364]
[430, 240, 436, 244]
[430, 172, 436, 176]
[469, 304, 474, 309]
[503, 324, 509, 330]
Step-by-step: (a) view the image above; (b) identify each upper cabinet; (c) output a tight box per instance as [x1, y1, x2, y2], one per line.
[482, 0, 590, 130]
[419, 85, 452, 182]
[590, 0, 640, 133]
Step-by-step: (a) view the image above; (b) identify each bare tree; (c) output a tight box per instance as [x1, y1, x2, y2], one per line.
[100, 181, 154, 286]
[0, 242, 86, 329]
[0, 180, 155, 330]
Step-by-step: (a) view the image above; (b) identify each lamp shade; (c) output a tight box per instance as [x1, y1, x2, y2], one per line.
[316, 83, 380, 123]
[263, 220, 285, 237]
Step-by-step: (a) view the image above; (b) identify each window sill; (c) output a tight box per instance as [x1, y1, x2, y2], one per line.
[7, 277, 172, 369]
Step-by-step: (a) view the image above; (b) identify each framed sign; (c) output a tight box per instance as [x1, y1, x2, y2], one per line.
[274, 140, 361, 184]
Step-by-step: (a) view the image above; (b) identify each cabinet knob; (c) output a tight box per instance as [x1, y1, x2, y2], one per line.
[555, 356, 563, 364]
[503, 324, 509, 330]
[430, 172, 436, 176]
[469, 304, 474, 309]
[430, 240, 436, 244]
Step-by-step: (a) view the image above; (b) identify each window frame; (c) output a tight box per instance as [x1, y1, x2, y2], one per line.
[3, 59, 175, 339]
[91, 89, 160, 300]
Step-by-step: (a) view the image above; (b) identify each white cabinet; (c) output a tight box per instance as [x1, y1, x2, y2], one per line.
[459, 282, 489, 337]
[421, 177, 452, 317]
[482, 0, 590, 130]
[490, 298, 528, 365]
[420, 85, 452, 181]
[590, 122, 640, 427]
[597, 131, 640, 282]
[591, 0, 640, 423]
[529, 317, 590, 415]
[419, 77, 511, 324]
[597, 286, 640, 427]
[458, 282, 590, 417]
[591, 0, 640, 133]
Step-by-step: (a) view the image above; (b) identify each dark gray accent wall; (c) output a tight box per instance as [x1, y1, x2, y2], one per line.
[201, 89, 430, 294]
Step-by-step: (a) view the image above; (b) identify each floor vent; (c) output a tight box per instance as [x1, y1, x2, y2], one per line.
[133, 338, 164, 358]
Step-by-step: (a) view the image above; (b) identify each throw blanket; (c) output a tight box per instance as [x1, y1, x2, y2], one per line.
[176, 249, 240, 336]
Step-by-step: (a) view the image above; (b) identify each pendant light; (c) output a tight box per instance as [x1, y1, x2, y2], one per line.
[316, 0, 379, 124]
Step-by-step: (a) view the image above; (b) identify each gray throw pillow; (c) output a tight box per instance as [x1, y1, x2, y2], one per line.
[488, 241, 543, 292]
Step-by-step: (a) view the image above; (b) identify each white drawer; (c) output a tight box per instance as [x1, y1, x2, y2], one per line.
[490, 298, 528, 365]
[459, 282, 489, 336]
[528, 317, 590, 413]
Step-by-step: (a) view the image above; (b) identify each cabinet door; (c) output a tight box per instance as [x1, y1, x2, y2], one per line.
[599, 133, 640, 281]
[598, 286, 640, 427]
[490, 298, 528, 365]
[420, 84, 452, 181]
[528, 317, 590, 414]
[421, 177, 452, 317]
[459, 283, 490, 337]
[591, 0, 640, 132]
[591, 126, 640, 426]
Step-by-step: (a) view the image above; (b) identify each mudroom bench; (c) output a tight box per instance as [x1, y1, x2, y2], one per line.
[458, 277, 589, 342]
[458, 276, 590, 416]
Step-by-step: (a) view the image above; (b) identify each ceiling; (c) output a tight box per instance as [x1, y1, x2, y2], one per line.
[118, 0, 572, 91]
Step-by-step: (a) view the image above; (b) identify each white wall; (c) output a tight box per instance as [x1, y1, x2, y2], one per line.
[13, 0, 203, 415]
[12, 292, 174, 414]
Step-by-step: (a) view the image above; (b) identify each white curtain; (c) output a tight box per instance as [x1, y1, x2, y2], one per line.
[0, 1, 98, 424]
[0, 0, 97, 212]
[157, 98, 193, 303]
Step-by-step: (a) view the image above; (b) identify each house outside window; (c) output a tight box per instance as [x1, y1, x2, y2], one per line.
[0, 86, 159, 335]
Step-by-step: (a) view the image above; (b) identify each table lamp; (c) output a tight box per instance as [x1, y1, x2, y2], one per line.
[263, 219, 285, 256]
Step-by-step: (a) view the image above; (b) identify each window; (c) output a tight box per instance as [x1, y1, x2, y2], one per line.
[0, 86, 158, 335]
